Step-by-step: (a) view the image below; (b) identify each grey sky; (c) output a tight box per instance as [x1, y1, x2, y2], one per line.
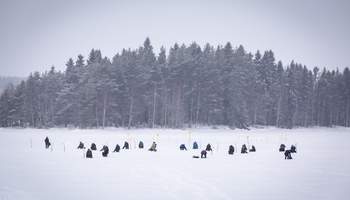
[1, 0, 349, 77]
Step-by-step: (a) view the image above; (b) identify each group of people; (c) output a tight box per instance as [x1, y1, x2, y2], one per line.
[44, 137, 296, 160]
[82, 141, 158, 158]
[180, 142, 256, 159]
[279, 144, 297, 159]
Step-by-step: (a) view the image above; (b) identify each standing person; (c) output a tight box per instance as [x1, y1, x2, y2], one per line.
[44, 137, 51, 149]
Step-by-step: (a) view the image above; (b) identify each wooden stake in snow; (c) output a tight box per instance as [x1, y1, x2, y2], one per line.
[188, 130, 192, 148]
[247, 136, 250, 150]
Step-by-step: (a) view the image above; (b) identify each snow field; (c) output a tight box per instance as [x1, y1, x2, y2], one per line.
[0, 127, 349, 200]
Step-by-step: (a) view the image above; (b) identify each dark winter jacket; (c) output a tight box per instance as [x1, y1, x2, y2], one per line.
[180, 144, 187, 150]
[113, 144, 120, 152]
[279, 144, 286, 152]
[139, 141, 144, 149]
[249, 145, 256, 152]
[77, 142, 85, 149]
[91, 143, 97, 151]
[201, 150, 207, 158]
[228, 145, 234, 155]
[241, 144, 248, 154]
[206, 144, 212, 151]
[193, 142, 198, 149]
[122, 142, 129, 149]
[86, 149, 93, 158]
[44, 137, 51, 149]
[149, 142, 157, 151]
[290, 145, 297, 153]
[284, 150, 292, 159]
[101, 145, 109, 157]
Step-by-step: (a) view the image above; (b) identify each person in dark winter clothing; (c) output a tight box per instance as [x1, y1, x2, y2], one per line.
[101, 145, 109, 157]
[228, 145, 235, 155]
[149, 142, 157, 152]
[113, 144, 120, 152]
[138, 141, 144, 149]
[77, 141, 85, 149]
[290, 145, 297, 153]
[44, 137, 51, 149]
[249, 145, 256, 152]
[241, 144, 248, 154]
[279, 144, 286, 152]
[90, 143, 97, 151]
[206, 144, 212, 151]
[86, 149, 93, 158]
[180, 144, 187, 150]
[122, 141, 129, 149]
[201, 150, 207, 158]
[193, 141, 198, 149]
[284, 150, 292, 159]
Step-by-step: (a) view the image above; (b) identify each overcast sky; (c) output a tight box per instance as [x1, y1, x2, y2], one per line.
[1, 0, 349, 77]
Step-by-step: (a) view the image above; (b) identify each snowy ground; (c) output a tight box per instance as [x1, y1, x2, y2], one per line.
[0, 127, 349, 200]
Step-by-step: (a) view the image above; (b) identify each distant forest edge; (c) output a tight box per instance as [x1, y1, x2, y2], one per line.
[1, 38, 349, 129]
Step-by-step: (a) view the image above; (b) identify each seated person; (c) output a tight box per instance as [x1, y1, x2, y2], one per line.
[86, 149, 93, 158]
[284, 150, 292, 160]
[122, 141, 129, 149]
[193, 141, 198, 149]
[149, 141, 157, 152]
[77, 141, 85, 149]
[249, 145, 256, 152]
[241, 144, 248, 154]
[279, 144, 286, 152]
[206, 143, 212, 151]
[138, 141, 144, 149]
[101, 145, 109, 157]
[113, 144, 120, 152]
[179, 144, 187, 151]
[90, 143, 97, 151]
[290, 145, 297, 153]
[228, 145, 234, 155]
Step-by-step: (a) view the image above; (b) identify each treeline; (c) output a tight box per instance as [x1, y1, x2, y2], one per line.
[1, 38, 350, 129]
[0, 76, 24, 94]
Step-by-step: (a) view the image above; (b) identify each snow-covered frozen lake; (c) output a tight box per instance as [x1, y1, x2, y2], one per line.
[0, 127, 349, 200]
